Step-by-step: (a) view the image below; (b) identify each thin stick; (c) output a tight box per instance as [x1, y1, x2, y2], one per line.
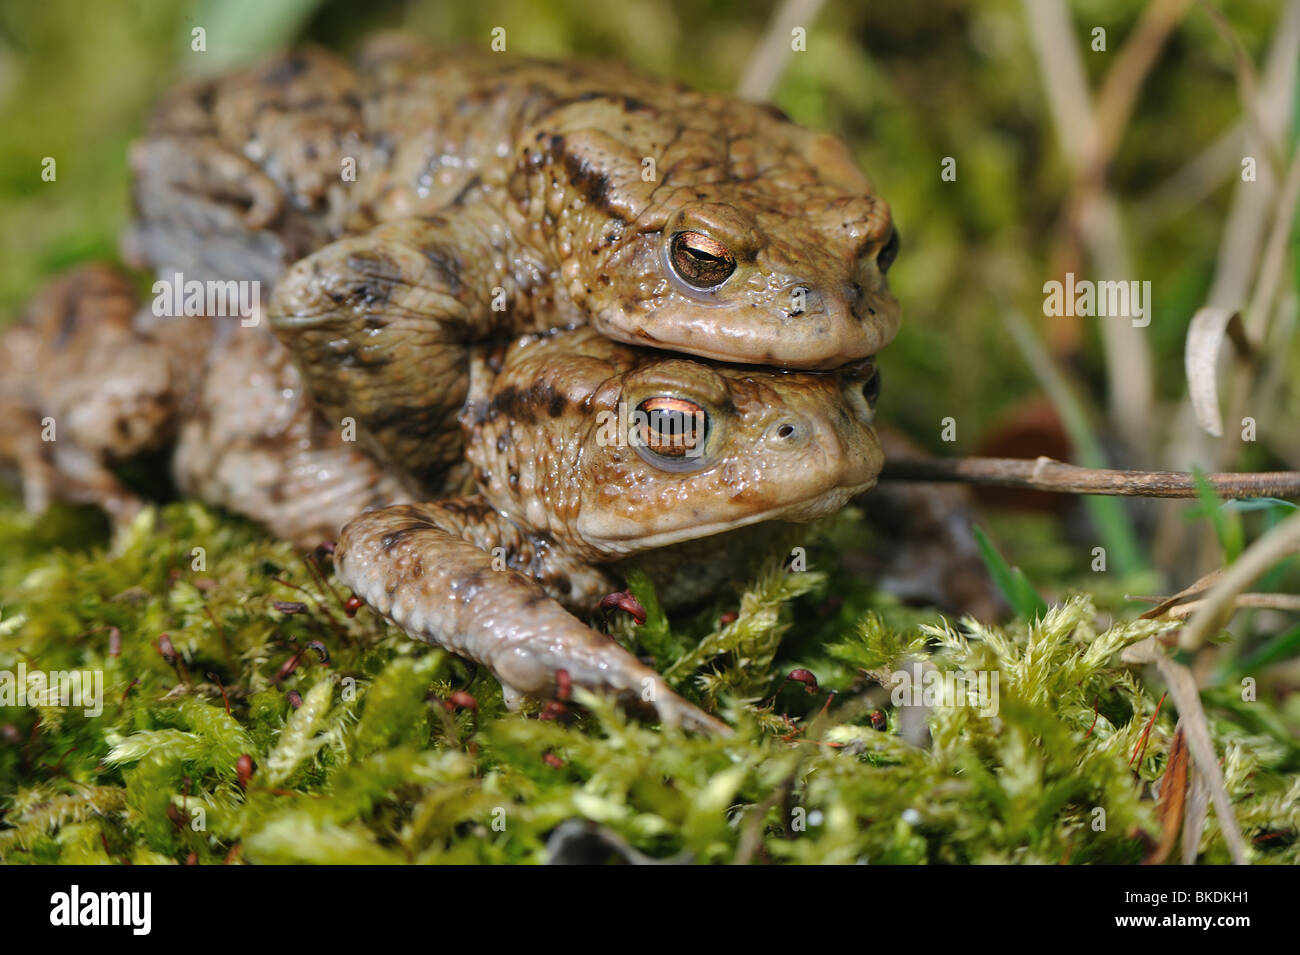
[1198, 0, 1285, 180]
[1086, 0, 1195, 189]
[1117, 518, 1300, 868]
[1122, 636, 1251, 864]
[1153, 656, 1249, 864]
[1176, 509, 1300, 650]
[736, 0, 827, 102]
[1022, 0, 1156, 457]
[1132, 592, 1300, 618]
[880, 455, 1300, 499]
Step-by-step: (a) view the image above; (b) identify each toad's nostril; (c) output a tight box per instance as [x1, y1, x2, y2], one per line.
[777, 423, 796, 439]
[862, 367, 881, 408]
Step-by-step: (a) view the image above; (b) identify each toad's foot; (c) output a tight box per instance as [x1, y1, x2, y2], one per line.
[336, 500, 730, 735]
[0, 265, 189, 530]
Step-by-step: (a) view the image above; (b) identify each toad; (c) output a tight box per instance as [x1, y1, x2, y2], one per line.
[335, 325, 884, 732]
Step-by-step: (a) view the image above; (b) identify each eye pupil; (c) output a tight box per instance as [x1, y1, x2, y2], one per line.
[649, 411, 690, 456]
[670, 232, 736, 289]
[634, 397, 708, 459]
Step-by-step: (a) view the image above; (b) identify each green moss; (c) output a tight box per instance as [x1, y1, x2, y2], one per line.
[1, 499, 1295, 864]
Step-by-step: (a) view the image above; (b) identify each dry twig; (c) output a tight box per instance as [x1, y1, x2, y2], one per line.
[1121, 638, 1250, 864]
[880, 455, 1300, 499]
[1132, 592, 1300, 619]
[1174, 510, 1300, 651]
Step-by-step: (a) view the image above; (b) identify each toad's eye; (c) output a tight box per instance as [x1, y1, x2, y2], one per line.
[633, 397, 708, 460]
[670, 232, 736, 289]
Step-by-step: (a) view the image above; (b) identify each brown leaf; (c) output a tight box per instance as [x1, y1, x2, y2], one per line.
[1144, 725, 1189, 865]
[1136, 567, 1226, 619]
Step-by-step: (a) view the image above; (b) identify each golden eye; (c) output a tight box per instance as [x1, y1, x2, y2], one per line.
[670, 231, 736, 289]
[633, 397, 708, 459]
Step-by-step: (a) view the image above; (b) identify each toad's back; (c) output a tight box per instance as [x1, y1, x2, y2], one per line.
[153, 36, 864, 217]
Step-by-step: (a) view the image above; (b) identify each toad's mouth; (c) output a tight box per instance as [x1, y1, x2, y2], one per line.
[577, 475, 879, 556]
[594, 291, 901, 368]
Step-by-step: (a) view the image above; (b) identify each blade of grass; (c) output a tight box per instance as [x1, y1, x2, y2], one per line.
[1189, 467, 1245, 561]
[1229, 621, 1300, 675]
[972, 525, 1049, 620]
[1222, 498, 1299, 512]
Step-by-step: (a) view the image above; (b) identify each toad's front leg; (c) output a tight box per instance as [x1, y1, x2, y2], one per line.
[269, 210, 558, 489]
[336, 501, 729, 735]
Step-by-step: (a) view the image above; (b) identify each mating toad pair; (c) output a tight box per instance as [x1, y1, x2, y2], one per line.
[0, 36, 900, 732]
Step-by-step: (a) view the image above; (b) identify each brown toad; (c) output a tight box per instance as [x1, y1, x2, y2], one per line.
[335, 324, 883, 732]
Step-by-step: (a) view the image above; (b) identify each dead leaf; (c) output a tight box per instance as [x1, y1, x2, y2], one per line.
[1135, 567, 1226, 619]
[1144, 725, 1188, 864]
[1185, 306, 1252, 437]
